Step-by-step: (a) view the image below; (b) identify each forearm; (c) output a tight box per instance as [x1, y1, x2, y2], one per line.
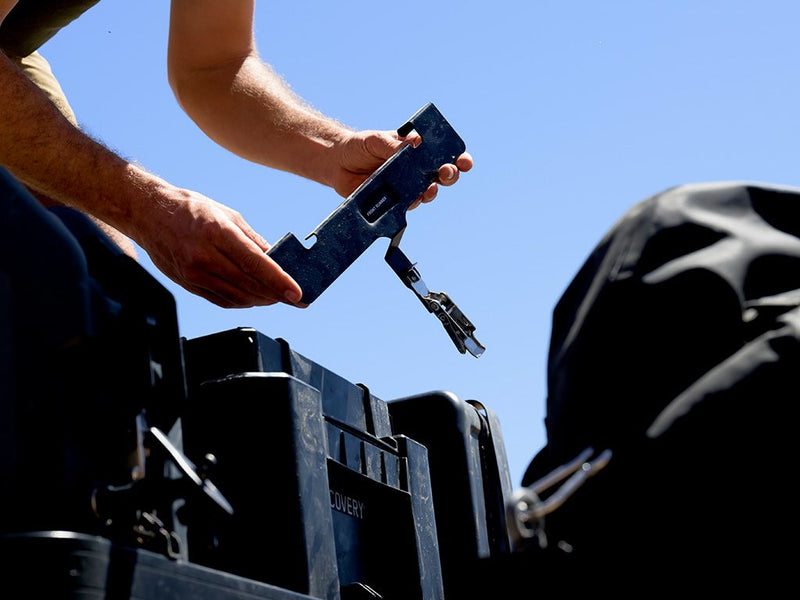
[169, 53, 350, 187]
[0, 51, 175, 242]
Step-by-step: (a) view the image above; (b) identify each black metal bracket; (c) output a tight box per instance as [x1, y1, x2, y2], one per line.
[267, 103, 483, 356]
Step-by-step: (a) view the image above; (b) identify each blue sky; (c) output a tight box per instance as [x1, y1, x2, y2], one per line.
[41, 1, 800, 484]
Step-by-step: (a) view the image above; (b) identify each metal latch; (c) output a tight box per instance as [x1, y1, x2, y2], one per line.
[91, 413, 233, 558]
[385, 239, 484, 357]
[507, 447, 612, 549]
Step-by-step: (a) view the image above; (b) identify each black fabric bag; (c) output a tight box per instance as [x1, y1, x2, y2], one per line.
[521, 182, 798, 586]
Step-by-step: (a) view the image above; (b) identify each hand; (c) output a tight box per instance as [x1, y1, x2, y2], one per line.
[330, 129, 473, 207]
[134, 187, 303, 309]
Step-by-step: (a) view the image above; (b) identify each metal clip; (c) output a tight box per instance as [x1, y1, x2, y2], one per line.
[149, 426, 234, 516]
[133, 510, 182, 559]
[507, 447, 612, 549]
[386, 242, 484, 357]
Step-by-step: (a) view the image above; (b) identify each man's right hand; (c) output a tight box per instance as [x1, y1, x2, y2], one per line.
[133, 186, 303, 309]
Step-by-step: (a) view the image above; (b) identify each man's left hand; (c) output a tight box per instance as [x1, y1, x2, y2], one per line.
[330, 129, 473, 208]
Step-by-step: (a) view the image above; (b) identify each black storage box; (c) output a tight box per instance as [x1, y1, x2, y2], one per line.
[1, 165, 522, 598]
[0, 168, 186, 546]
[182, 328, 444, 600]
[387, 392, 514, 597]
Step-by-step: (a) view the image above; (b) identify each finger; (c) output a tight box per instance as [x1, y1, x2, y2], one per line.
[421, 182, 439, 203]
[364, 130, 406, 161]
[177, 218, 301, 307]
[437, 164, 460, 186]
[210, 212, 303, 304]
[408, 183, 439, 211]
[191, 278, 277, 309]
[218, 233, 303, 305]
[181, 249, 285, 308]
[400, 131, 423, 148]
[455, 152, 474, 173]
[170, 250, 277, 308]
[228, 210, 272, 252]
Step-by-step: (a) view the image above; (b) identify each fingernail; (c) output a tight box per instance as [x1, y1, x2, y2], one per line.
[285, 289, 302, 304]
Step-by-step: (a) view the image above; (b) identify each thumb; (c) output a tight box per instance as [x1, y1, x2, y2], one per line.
[364, 130, 407, 161]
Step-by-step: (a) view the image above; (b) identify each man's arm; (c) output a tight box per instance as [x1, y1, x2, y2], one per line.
[167, 0, 347, 188]
[0, 42, 302, 308]
[0, 50, 142, 236]
[167, 0, 472, 200]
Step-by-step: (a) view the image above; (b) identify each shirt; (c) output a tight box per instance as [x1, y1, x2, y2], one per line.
[0, 0, 100, 57]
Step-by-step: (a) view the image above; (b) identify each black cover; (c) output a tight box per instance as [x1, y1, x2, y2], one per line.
[0, 167, 185, 539]
[0, 0, 100, 57]
[521, 182, 798, 587]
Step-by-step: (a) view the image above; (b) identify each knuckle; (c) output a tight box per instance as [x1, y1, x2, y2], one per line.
[184, 248, 212, 273]
[196, 217, 224, 240]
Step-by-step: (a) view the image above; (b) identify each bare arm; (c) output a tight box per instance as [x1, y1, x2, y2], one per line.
[167, 0, 347, 186]
[1, 1, 469, 309]
[167, 0, 472, 199]
[0, 48, 146, 237]
[0, 34, 302, 308]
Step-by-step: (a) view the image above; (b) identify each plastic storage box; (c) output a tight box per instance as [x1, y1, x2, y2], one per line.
[182, 328, 444, 600]
[387, 392, 514, 598]
[0, 168, 186, 546]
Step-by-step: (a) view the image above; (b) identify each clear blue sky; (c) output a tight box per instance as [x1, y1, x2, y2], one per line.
[41, 1, 800, 484]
